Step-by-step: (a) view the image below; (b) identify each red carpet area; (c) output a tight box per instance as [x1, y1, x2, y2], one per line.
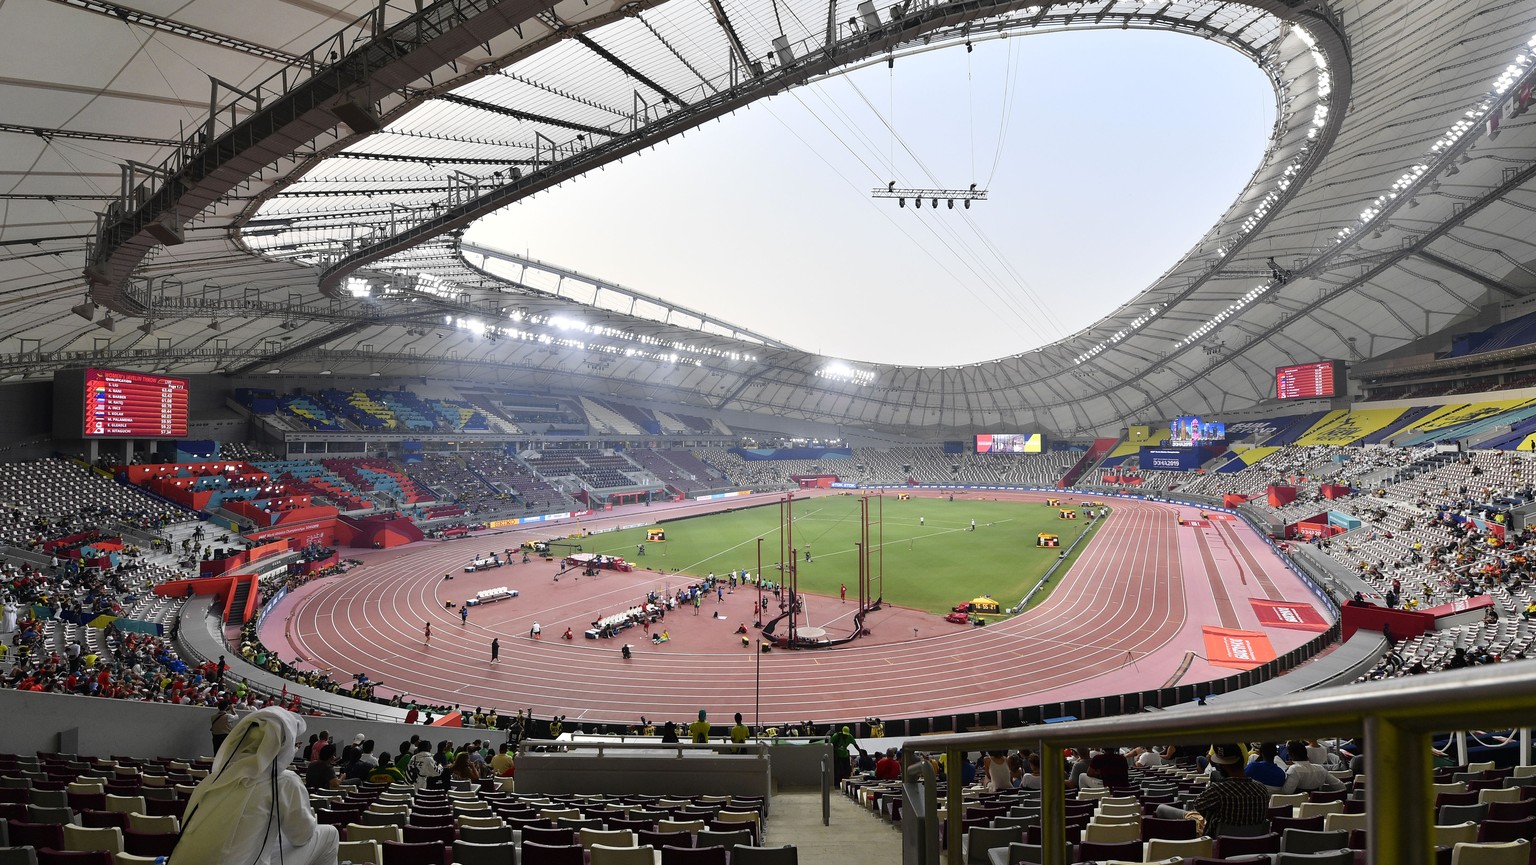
[260, 490, 1324, 725]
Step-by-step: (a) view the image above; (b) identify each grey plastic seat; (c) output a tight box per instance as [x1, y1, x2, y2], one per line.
[964, 826, 1024, 865]
[451, 839, 517, 865]
[728, 845, 799, 865]
[1273, 851, 1356, 865]
[1281, 828, 1349, 854]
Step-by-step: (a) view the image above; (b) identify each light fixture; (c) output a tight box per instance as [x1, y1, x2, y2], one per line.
[97, 315, 117, 333]
[207, 319, 221, 331]
[138, 321, 155, 335]
[1409, 198, 1420, 208]
[71, 300, 97, 321]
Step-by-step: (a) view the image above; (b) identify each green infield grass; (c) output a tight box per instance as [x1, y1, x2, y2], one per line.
[572, 493, 1109, 615]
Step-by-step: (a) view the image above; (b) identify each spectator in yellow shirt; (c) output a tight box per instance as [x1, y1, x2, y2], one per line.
[688, 710, 711, 744]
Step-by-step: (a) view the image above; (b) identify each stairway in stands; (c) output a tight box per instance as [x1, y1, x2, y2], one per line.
[225, 578, 253, 625]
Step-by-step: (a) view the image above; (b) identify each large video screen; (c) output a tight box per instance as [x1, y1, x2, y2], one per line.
[1276, 360, 1343, 400]
[59, 368, 190, 438]
[975, 433, 1043, 454]
[1168, 415, 1225, 446]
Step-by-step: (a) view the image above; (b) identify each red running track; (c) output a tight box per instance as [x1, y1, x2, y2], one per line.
[264, 491, 1320, 726]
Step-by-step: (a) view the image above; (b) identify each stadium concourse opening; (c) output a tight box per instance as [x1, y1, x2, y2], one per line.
[261, 485, 1321, 725]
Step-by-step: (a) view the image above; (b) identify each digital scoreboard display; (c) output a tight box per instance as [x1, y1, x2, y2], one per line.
[1168, 416, 1225, 446]
[975, 433, 1043, 453]
[78, 368, 189, 437]
[1275, 360, 1342, 401]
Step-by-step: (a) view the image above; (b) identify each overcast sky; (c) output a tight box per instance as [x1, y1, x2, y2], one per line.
[469, 29, 1274, 367]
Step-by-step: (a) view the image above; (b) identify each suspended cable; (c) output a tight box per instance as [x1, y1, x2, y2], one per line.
[797, 104, 1051, 342]
[986, 39, 1020, 188]
[968, 41, 976, 183]
[762, 99, 1051, 345]
[848, 67, 1067, 337]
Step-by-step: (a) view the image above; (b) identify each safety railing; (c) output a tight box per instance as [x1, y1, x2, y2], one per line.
[515, 738, 767, 759]
[904, 661, 1536, 865]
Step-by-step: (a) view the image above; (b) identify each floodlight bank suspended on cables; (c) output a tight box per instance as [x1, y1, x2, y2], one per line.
[874, 181, 987, 208]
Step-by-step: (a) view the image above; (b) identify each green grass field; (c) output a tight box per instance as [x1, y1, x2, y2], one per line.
[574, 494, 1109, 615]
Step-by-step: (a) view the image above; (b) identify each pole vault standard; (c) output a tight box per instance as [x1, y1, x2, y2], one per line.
[779, 492, 798, 645]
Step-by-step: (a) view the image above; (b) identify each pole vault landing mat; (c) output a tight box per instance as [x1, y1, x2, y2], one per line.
[1249, 598, 1331, 632]
[1202, 625, 1278, 670]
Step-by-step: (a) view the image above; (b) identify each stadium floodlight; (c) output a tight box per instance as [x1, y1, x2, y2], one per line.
[207, 319, 221, 331]
[97, 315, 116, 333]
[71, 299, 97, 321]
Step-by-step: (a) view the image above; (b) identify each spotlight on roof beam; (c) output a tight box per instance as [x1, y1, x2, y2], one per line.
[137, 321, 155, 335]
[97, 315, 116, 333]
[207, 319, 221, 331]
[71, 301, 97, 321]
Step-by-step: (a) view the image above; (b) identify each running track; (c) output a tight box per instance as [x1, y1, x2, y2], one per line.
[265, 491, 1323, 725]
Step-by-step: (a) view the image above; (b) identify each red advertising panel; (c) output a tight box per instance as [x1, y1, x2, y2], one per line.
[83, 368, 189, 437]
[1275, 360, 1341, 401]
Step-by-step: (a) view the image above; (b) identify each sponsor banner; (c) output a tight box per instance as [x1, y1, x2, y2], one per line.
[1202, 626, 1277, 669]
[694, 490, 751, 502]
[1249, 599, 1331, 632]
[486, 518, 519, 529]
[731, 447, 853, 461]
[1420, 594, 1495, 618]
[1206, 513, 1237, 521]
[830, 482, 858, 489]
[259, 587, 289, 624]
[1142, 447, 1202, 471]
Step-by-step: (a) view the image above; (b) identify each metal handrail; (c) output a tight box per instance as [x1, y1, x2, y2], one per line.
[904, 662, 1536, 865]
[516, 738, 767, 758]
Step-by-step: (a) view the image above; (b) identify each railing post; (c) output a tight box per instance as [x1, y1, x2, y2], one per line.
[1365, 715, 1432, 865]
[945, 748, 963, 865]
[1039, 739, 1066, 865]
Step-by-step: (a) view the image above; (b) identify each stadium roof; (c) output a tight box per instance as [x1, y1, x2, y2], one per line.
[3, 0, 1536, 437]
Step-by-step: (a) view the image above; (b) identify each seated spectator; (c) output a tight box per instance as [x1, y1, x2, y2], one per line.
[1281, 738, 1346, 794]
[175, 707, 340, 865]
[1245, 742, 1286, 793]
[1155, 743, 1269, 837]
[305, 743, 340, 791]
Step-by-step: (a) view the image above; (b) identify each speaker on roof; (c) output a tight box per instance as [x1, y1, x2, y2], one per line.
[144, 213, 184, 246]
[332, 99, 382, 134]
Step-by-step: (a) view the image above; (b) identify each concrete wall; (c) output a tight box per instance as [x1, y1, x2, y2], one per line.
[515, 752, 771, 802]
[0, 688, 505, 762]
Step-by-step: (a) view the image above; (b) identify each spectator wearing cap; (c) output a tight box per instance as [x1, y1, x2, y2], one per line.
[1155, 743, 1270, 838]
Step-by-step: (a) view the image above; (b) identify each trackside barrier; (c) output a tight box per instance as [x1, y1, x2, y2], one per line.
[907, 661, 1536, 865]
